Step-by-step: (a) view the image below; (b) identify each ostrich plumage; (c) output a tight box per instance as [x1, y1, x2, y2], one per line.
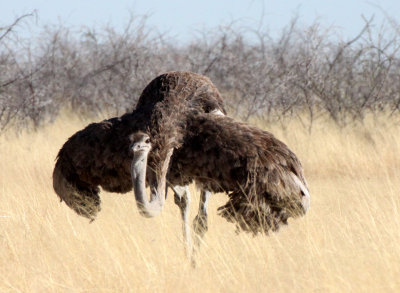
[149, 112, 310, 235]
[52, 71, 226, 220]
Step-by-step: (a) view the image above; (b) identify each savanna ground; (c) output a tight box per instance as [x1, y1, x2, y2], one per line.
[1, 112, 400, 293]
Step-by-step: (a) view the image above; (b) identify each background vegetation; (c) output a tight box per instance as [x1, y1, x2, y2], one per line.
[1, 13, 400, 132]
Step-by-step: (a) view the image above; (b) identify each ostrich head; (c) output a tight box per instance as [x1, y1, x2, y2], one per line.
[130, 132, 172, 218]
[131, 132, 151, 158]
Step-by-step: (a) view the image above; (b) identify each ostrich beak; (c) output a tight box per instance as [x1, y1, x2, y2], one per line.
[131, 142, 151, 154]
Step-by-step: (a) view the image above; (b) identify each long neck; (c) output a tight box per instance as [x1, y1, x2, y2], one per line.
[131, 149, 171, 218]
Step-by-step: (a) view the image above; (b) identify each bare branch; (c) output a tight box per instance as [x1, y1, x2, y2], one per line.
[0, 12, 35, 42]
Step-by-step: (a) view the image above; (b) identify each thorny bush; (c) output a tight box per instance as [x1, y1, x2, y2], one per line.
[1, 13, 400, 132]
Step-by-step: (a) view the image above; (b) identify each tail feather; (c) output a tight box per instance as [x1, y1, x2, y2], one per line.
[53, 159, 101, 220]
[217, 190, 289, 235]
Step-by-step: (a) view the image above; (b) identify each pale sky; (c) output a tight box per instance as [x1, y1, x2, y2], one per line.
[2, 0, 400, 42]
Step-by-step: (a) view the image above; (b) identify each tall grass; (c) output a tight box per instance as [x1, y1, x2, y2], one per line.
[1, 113, 399, 292]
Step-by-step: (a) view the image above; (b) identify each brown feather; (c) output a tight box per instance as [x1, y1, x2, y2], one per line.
[168, 112, 309, 235]
[53, 72, 226, 219]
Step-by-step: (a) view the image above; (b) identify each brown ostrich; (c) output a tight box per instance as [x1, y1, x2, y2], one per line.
[52, 71, 225, 228]
[130, 112, 310, 244]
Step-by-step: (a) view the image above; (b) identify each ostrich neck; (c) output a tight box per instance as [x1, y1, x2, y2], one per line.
[131, 149, 172, 218]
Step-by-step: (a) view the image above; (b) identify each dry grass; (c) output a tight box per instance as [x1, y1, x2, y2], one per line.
[1, 113, 400, 293]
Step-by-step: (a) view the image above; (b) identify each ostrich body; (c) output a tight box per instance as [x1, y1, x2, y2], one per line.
[131, 112, 310, 237]
[53, 71, 225, 221]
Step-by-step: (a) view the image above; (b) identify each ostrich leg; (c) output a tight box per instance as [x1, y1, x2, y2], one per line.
[191, 190, 211, 264]
[172, 185, 192, 259]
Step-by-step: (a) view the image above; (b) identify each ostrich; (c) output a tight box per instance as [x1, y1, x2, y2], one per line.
[130, 111, 310, 245]
[53, 71, 225, 256]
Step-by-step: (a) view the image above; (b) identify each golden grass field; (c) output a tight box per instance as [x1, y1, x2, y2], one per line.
[1, 112, 400, 292]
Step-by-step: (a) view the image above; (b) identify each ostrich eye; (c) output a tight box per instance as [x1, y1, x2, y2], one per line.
[145, 138, 150, 144]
